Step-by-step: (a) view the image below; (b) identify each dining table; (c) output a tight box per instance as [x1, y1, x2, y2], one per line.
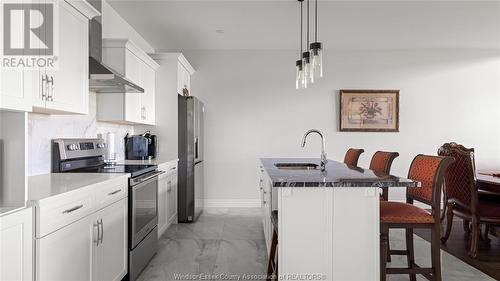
[477, 171, 500, 194]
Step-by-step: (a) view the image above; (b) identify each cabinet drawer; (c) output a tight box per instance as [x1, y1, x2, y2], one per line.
[37, 194, 93, 238]
[166, 165, 177, 177]
[94, 178, 128, 211]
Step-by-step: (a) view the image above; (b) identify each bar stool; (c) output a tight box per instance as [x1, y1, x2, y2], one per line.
[380, 154, 454, 281]
[267, 210, 278, 281]
[369, 151, 400, 201]
[369, 151, 399, 262]
[344, 148, 365, 166]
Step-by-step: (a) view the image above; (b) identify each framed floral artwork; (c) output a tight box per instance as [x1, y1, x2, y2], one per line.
[339, 90, 399, 132]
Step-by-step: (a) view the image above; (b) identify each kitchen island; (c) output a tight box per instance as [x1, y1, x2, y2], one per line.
[259, 158, 419, 281]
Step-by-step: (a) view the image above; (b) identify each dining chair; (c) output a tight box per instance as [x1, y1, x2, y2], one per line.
[344, 148, 365, 167]
[439, 142, 500, 258]
[380, 154, 454, 281]
[369, 151, 400, 201]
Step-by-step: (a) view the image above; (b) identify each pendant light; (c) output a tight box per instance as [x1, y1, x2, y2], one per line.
[302, 0, 313, 87]
[295, 0, 305, 89]
[310, 0, 323, 79]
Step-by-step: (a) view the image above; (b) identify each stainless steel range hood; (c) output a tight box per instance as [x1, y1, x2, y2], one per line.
[88, 0, 143, 94]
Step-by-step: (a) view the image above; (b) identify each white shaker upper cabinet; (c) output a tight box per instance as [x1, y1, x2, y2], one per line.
[177, 58, 193, 95]
[97, 39, 159, 125]
[27, 0, 98, 115]
[0, 0, 32, 112]
[0, 70, 31, 112]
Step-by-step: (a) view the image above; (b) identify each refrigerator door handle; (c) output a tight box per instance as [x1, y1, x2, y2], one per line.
[195, 137, 199, 159]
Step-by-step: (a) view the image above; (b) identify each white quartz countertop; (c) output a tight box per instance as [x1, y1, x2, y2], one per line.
[28, 173, 130, 202]
[0, 206, 27, 217]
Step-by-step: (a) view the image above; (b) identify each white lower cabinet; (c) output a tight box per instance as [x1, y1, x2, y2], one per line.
[158, 171, 169, 236]
[158, 161, 178, 237]
[167, 172, 178, 224]
[36, 198, 128, 281]
[93, 199, 128, 281]
[36, 214, 94, 281]
[0, 208, 33, 281]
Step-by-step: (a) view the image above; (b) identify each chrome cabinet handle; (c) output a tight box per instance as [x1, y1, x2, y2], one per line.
[94, 221, 100, 246]
[171, 167, 177, 170]
[99, 219, 104, 244]
[108, 189, 121, 196]
[62, 204, 83, 214]
[48, 76, 54, 101]
[41, 75, 48, 100]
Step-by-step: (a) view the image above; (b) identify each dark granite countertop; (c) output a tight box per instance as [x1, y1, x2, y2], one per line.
[260, 158, 420, 188]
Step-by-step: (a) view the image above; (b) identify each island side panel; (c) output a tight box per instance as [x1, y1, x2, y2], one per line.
[278, 187, 334, 279]
[277, 186, 380, 281]
[332, 187, 380, 281]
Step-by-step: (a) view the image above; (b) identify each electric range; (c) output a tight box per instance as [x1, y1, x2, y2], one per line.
[51, 138, 162, 281]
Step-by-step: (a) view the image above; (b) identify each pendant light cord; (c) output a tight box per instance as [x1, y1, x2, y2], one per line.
[315, 0, 318, 41]
[300, 1, 303, 56]
[306, 0, 310, 50]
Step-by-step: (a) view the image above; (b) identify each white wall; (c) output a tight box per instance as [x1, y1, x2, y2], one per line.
[185, 49, 500, 204]
[102, 0, 154, 53]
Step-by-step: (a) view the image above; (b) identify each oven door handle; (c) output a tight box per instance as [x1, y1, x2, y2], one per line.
[130, 170, 165, 187]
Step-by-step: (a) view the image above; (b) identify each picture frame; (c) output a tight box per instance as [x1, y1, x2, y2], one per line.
[339, 89, 400, 132]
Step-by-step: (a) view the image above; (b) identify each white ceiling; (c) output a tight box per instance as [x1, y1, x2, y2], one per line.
[107, 0, 500, 51]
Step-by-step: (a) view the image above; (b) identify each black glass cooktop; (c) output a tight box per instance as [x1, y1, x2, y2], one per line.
[73, 164, 157, 178]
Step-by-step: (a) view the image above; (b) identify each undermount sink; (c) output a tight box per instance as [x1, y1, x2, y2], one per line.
[274, 163, 319, 170]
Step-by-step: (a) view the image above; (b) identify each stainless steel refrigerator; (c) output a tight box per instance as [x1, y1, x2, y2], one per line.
[178, 95, 204, 222]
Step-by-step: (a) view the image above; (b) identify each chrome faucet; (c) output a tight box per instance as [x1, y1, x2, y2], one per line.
[301, 129, 328, 170]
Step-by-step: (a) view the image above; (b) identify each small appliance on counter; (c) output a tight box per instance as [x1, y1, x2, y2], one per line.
[125, 131, 158, 160]
[124, 132, 157, 160]
[142, 131, 158, 159]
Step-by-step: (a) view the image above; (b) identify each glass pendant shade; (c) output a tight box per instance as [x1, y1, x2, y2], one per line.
[295, 60, 304, 89]
[310, 42, 323, 78]
[302, 51, 312, 87]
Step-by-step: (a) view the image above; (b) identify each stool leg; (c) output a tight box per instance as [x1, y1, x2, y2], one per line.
[387, 234, 392, 263]
[431, 225, 442, 281]
[380, 225, 389, 281]
[405, 228, 416, 281]
[267, 229, 278, 281]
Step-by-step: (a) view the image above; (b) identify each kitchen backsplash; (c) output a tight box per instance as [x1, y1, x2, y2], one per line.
[28, 93, 134, 176]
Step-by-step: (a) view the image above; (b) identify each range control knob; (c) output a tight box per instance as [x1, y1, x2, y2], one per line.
[97, 143, 106, 149]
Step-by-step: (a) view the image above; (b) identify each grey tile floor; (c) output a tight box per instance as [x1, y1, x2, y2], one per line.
[137, 208, 494, 281]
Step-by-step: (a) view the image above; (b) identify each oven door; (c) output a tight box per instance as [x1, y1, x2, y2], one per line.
[129, 171, 163, 249]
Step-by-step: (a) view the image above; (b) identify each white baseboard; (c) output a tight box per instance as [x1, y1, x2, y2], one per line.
[203, 199, 261, 208]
